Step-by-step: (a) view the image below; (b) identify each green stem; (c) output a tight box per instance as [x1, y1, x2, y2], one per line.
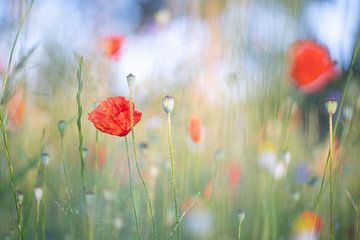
[76, 56, 86, 195]
[313, 36, 360, 234]
[125, 137, 141, 240]
[35, 201, 40, 240]
[129, 89, 157, 240]
[329, 114, 334, 240]
[0, 112, 23, 240]
[167, 113, 180, 240]
[94, 129, 99, 192]
[238, 221, 242, 240]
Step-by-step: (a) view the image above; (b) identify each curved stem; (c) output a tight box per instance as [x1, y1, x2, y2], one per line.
[125, 137, 141, 240]
[167, 113, 180, 240]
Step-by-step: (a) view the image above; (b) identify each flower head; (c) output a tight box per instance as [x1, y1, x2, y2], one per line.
[325, 98, 338, 115]
[88, 96, 142, 137]
[16, 190, 24, 205]
[100, 35, 125, 59]
[162, 95, 174, 113]
[126, 73, 136, 90]
[294, 210, 323, 233]
[34, 187, 43, 202]
[41, 152, 50, 166]
[290, 40, 338, 93]
[57, 120, 66, 135]
[189, 117, 202, 143]
[237, 209, 245, 224]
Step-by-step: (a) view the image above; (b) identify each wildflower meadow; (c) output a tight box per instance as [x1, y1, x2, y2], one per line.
[0, 0, 360, 239]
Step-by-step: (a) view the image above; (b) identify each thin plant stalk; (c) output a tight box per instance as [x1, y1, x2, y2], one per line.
[329, 113, 334, 240]
[94, 129, 99, 192]
[312, 37, 360, 233]
[0, 1, 35, 239]
[76, 56, 86, 195]
[238, 221, 242, 240]
[166, 112, 180, 240]
[0, 113, 23, 239]
[129, 88, 156, 240]
[35, 200, 40, 240]
[125, 136, 141, 240]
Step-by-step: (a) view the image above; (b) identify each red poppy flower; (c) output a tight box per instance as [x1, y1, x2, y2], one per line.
[290, 40, 338, 93]
[88, 96, 142, 137]
[189, 117, 202, 143]
[100, 35, 125, 59]
[8, 86, 26, 130]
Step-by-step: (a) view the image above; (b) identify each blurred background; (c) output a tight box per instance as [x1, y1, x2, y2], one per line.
[0, 0, 360, 239]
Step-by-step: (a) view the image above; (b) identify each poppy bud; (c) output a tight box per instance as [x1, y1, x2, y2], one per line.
[126, 73, 136, 90]
[16, 190, 24, 205]
[34, 187, 43, 202]
[85, 191, 96, 205]
[103, 189, 115, 202]
[162, 95, 174, 113]
[325, 98, 338, 115]
[237, 209, 245, 224]
[58, 120, 66, 135]
[113, 217, 124, 230]
[82, 147, 89, 159]
[41, 152, 50, 166]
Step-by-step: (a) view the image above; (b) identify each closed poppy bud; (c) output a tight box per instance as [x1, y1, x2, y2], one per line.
[237, 209, 245, 224]
[82, 147, 89, 159]
[58, 120, 66, 136]
[126, 73, 136, 90]
[41, 152, 50, 166]
[16, 190, 24, 205]
[34, 187, 43, 202]
[162, 95, 174, 113]
[325, 98, 338, 115]
[85, 191, 96, 205]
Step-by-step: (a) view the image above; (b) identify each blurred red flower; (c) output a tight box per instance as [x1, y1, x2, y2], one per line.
[290, 40, 338, 93]
[227, 161, 241, 189]
[100, 35, 125, 59]
[88, 96, 142, 137]
[203, 179, 213, 200]
[294, 210, 323, 233]
[8, 86, 26, 131]
[98, 144, 106, 169]
[189, 117, 202, 143]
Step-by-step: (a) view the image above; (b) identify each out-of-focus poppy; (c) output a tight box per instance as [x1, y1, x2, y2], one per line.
[227, 161, 241, 189]
[294, 210, 323, 233]
[100, 35, 125, 59]
[189, 117, 202, 143]
[203, 180, 213, 200]
[98, 145, 106, 169]
[88, 96, 142, 137]
[7, 86, 26, 131]
[290, 40, 338, 93]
